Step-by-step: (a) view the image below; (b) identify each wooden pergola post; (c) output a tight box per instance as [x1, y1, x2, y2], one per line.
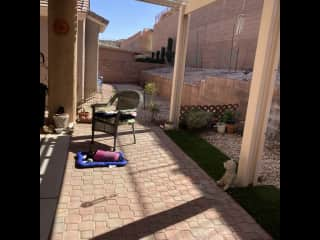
[236, 0, 280, 186]
[168, 4, 190, 127]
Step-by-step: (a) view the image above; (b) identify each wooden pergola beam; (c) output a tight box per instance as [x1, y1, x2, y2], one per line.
[136, 0, 186, 8]
[185, 0, 216, 14]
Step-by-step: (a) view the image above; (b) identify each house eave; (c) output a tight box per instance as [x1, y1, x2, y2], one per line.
[87, 12, 109, 33]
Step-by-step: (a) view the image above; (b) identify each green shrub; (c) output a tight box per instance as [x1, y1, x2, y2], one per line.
[183, 109, 213, 130]
[222, 110, 240, 124]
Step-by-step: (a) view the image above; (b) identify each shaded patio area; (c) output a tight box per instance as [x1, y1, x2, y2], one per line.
[49, 85, 271, 240]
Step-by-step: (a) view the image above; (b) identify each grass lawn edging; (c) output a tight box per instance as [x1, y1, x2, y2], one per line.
[165, 129, 229, 180]
[165, 129, 280, 240]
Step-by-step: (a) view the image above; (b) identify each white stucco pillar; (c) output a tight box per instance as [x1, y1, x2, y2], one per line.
[77, 19, 86, 104]
[96, 34, 100, 85]
[236, 0, 280, 187]
[48, 0, 78, 122]
[168, 5, 190, 127]
[84, 19, 99, 100]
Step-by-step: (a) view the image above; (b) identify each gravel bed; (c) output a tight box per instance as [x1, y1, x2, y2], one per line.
[201, 131, 280, 189]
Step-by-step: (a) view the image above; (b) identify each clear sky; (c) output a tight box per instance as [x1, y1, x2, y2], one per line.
[90, 0, 166, 41]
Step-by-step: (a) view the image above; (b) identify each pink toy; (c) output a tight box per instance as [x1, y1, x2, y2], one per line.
[93, 150, 120, 162]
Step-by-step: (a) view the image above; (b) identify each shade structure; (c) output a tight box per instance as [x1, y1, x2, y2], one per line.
[136, 0, 188, 8]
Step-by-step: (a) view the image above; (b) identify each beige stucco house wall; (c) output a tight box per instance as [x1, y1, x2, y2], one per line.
[40, 0, 108, 108]
[40, 16, 48, 86]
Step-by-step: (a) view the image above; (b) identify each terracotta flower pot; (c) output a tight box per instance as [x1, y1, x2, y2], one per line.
[226, 123, 236, 134]
[79, 112, 91, 123]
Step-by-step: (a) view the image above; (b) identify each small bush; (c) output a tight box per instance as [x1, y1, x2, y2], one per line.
[183, 109, 213, 130]
[222, 110, 240, 124]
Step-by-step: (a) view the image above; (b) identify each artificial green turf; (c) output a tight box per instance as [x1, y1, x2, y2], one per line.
[228, 186, 280, 240]
[165, 130, 229, 180]
[165, 129, 280, 240]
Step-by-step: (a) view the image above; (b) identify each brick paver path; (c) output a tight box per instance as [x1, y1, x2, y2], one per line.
[50, 85, 272, 240]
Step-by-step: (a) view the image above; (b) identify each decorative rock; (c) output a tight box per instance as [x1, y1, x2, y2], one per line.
[201, 131, 280, 188]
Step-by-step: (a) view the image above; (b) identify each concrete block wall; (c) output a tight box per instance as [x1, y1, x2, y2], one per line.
[99, 46, 166, 84]
[120, 29, 153, 54]
[152, 10, 179, 56]
[152, 0, 263, 70]
[140, 70, 280, 123]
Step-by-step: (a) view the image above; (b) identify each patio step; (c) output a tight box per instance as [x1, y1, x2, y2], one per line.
[40, 199, 58, 240]
[40, 134, 70, 197]
[40, 134, 70, 240]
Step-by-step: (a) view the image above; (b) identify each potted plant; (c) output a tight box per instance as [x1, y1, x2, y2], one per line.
[53, 113, 69, 129]
[144, 82, 157, 109]
[78, 106, 91, 123]
[216, 121, 226, 134]
[222, 110, 239, 134]
[52, 106, 69, 130]
[149, 103, 160, 122]
[164, 121, 175, 130]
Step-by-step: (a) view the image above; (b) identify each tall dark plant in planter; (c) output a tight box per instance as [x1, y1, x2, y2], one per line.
[172, 51, 176, 65]
[160, 47, 165, 64]
[166, 38, 174, 64]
